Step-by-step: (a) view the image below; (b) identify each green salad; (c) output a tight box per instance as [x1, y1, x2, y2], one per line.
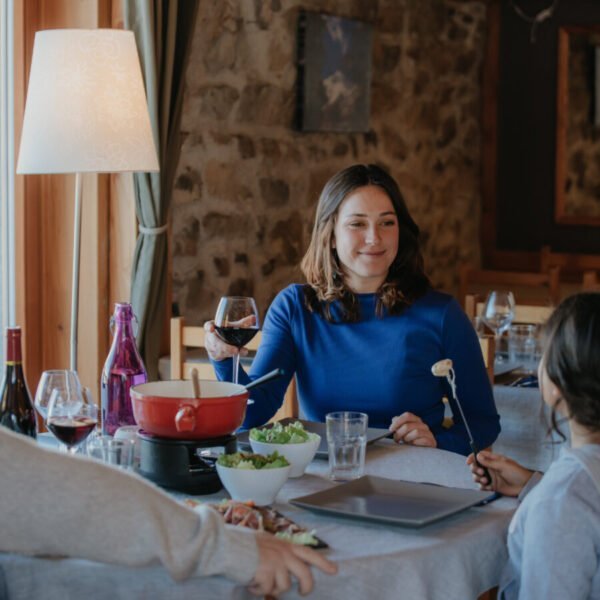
[250, 420, 319, 445]
[217, 451, 289, 470]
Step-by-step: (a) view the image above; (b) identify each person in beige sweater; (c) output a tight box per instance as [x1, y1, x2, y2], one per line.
[0, 426, 336, 597]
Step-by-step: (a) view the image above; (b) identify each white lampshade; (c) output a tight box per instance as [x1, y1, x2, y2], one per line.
[17, 29, 159, 174]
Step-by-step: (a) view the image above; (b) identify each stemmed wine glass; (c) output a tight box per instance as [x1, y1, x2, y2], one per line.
[34, 369, 81, 421]
[481, 290, 516, 364]
[46, 386, 98, 454]
[214, 296, 260, 384]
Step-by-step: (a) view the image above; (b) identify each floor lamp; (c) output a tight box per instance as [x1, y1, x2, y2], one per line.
[16, 29, 159, 372]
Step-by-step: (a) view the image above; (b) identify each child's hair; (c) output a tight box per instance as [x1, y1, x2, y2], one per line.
[543, 292, 600, 434]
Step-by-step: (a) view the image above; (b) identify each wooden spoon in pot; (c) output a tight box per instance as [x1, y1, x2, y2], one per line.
[191, 368, 201, 399]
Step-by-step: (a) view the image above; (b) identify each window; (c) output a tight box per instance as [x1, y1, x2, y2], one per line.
[0, 0, 16, 364]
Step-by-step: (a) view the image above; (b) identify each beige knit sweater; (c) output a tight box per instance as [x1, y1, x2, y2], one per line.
[0, 427, 259, 583]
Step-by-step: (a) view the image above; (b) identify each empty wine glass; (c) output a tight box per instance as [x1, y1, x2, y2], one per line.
[34, 369, 82, 421]
[214, 296, 260, 384]
[46, 386, 98, 454]
[481, 291, 516, 363]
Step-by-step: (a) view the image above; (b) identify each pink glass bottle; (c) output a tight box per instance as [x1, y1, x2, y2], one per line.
[101, 303, 147, 435]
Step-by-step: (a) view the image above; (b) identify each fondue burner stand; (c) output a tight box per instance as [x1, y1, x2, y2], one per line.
[137, 431, 237, 495]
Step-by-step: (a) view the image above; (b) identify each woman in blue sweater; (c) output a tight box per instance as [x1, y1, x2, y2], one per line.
[206, 164, 500, 455]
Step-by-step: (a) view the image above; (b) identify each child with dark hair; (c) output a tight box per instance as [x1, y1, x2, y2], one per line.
[468, 292, 600, 599]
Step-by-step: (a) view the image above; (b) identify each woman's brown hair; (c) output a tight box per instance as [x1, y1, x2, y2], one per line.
[300, 164, 430, 322]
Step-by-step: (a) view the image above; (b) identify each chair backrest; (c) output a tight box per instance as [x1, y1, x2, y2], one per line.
[541, 245, 600, 282]
[170, 317, 298, 420]
[478, 335, 495, 384]
[458, 264, 561, 309]
[465, 293, 554, 325]
[583, 270, 599, 291]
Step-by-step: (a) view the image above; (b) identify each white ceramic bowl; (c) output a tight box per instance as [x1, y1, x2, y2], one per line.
[216, 462, 291, 506]
[250, 434, 321, 478]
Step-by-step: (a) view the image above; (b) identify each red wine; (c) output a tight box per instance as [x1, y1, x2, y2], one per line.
[47, 416, 97, 447]
[0, 327, 36, 438]
[215, 326, 259, 348]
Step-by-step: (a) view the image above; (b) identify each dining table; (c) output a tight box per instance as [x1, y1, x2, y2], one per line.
[492, 383, 570, 472]
[0, 438, 517, 600]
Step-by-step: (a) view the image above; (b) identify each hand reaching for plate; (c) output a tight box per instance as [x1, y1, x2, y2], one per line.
[389, 412, 437, 448]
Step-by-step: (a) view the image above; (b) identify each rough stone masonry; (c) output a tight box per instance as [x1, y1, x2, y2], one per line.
[171, 0, 487, 324]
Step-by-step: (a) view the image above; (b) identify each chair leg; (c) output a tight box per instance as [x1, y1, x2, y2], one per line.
[478, 588, 498, 600]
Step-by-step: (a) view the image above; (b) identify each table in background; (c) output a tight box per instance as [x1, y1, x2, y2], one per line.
[0, 441, 516, 600]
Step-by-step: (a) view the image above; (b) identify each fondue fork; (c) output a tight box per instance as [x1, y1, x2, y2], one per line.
[431, 359, 492, 485]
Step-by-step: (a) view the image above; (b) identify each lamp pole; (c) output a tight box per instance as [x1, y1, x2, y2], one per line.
[70, 172, 83, 372]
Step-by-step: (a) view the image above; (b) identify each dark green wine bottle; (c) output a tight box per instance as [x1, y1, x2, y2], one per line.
[0, 327, 37, 438]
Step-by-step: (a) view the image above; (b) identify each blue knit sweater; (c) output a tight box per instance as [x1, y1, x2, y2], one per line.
[212, 285, 500, 455]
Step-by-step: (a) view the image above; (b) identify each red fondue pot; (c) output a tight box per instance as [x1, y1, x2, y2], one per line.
[131, 380, 249, 440]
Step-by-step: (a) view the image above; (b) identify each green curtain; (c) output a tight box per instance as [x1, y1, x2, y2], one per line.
[123, 0, 199, 379]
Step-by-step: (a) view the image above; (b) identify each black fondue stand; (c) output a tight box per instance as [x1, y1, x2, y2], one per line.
[137, 431, 237, 495]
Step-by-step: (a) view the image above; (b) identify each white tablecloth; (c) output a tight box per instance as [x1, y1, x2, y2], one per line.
[0, 441, 516, 600]
[493, 385, 570, 472]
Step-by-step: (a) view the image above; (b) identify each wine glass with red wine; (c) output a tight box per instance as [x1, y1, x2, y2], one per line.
[46, 386, 98, 454]
[214, 296, 260, 385]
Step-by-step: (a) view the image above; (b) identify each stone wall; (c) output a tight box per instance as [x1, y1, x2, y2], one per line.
[564, 31, 600, 219]
[172, 0, 487, 324]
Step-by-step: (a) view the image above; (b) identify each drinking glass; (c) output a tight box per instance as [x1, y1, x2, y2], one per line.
[214, 296, 260, 384]
[508, 324, 539, 374]
[326, 411, 368, 482]
[46, 386, 98, 454]
[87, 435, 136, 470]
[34, 369, 81, 420]
[481, 291, 516, 363]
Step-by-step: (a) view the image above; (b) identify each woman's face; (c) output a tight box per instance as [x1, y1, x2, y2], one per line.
[332, 185, 399, 293]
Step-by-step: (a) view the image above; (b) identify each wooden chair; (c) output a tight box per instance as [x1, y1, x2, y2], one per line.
[465, 294, 554, 325]
[478, 334, 495, 384]
[458, 264, 561, 309]
[170, 317, 298, 420]
[541, 245, 600, 283]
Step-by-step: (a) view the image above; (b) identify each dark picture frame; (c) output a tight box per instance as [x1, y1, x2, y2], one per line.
[296, 11, 373, 133]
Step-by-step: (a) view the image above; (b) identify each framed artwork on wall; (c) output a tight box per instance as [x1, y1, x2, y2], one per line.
[296, 11, 373, 133]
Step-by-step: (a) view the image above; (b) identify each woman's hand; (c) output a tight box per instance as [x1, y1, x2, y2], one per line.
[389, 412, 437, 448]
[467, 450, 535, 497]
[203, 320, 249, 362]
[248, 533, 338, 597]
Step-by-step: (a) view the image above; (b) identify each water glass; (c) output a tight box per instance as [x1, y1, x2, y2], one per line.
[326, 411, 368, 482]
[87, 435, 136, 470]
[509, 324, 539, 374]
[113, 425, 141, 468]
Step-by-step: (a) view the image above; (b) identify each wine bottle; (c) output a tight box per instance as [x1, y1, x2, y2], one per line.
[0, 327, 37, 438]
